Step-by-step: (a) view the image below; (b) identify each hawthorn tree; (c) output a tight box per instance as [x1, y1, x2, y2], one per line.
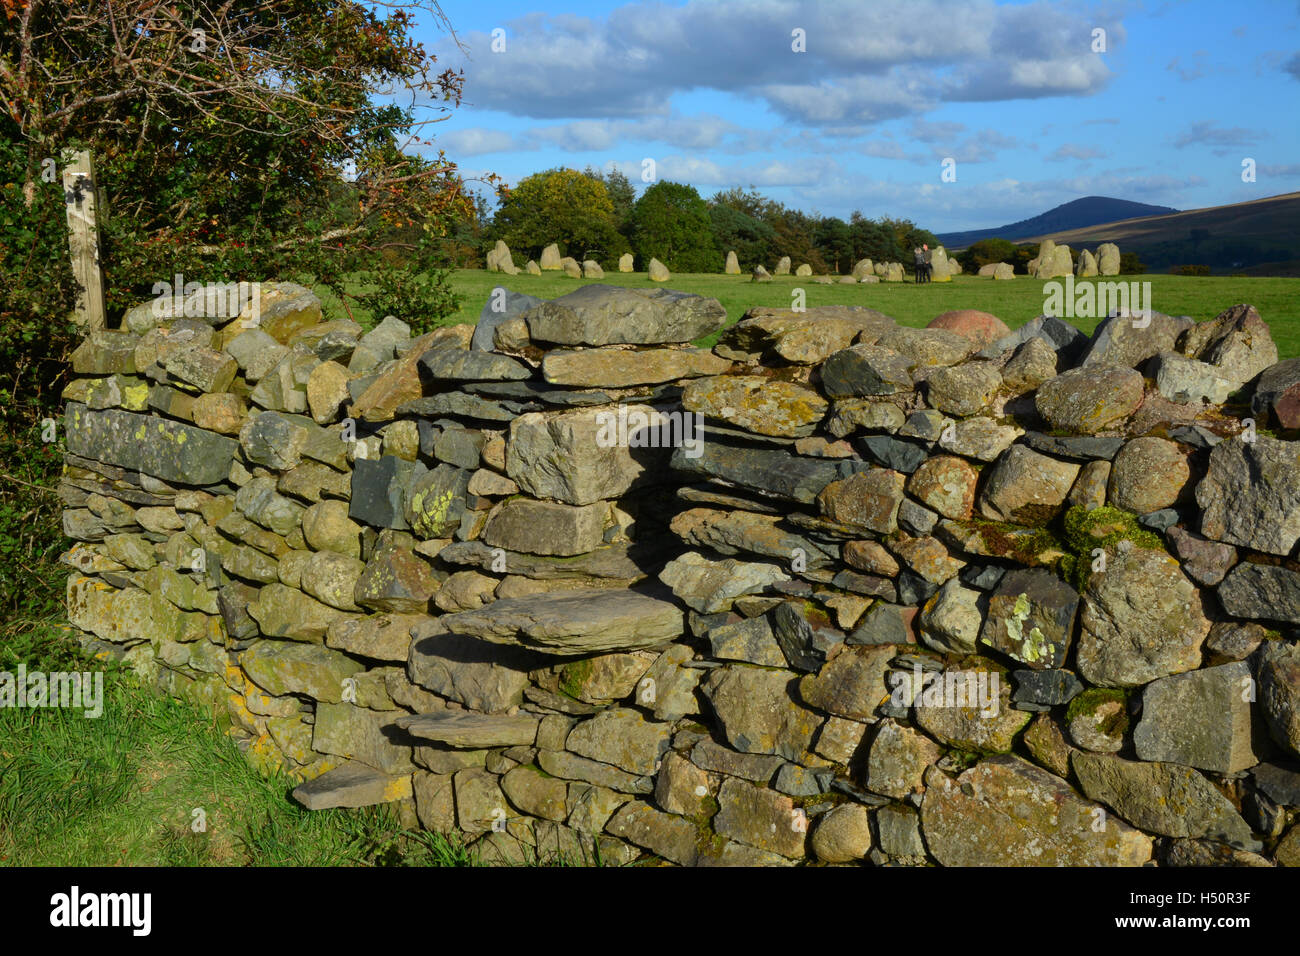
[630, 181, 718, 272]
[490, 167, 628, 266]
[0, 0, 490, 372]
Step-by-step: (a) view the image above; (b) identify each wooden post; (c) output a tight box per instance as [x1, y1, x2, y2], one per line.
[61, 149, 107, 331]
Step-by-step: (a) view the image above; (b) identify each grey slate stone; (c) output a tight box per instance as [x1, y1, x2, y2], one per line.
[350, 455, 426, 530]
[471, 289, 545, 351]
[64, 403, 237, 486]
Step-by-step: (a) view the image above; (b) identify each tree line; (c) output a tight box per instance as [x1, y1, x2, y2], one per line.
[441, 167, 943, 275]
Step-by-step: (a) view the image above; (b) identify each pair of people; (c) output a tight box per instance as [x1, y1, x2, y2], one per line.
[913, 244, 932, 283]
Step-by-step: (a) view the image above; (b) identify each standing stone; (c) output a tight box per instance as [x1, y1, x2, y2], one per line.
[1033, 240, 1073, 279]
[725, 250, 741, 275]
[618, 253, 634, 273]
[1097, 243, 1120, 276]
[993, 262, 1015, 280]
[526, 259, 541, 275]
[928, 247, 953, 282]
[775, 256, 792, 276]
[751, 265, 773, 282]
[1076, 249, 1098, 277]
[560, 256, 582, 278]
[795, 263, 812, 277]
[647, 258, 670, 281]
[582, 260, 604, 279]
[493, 240, 515, 273]
[540, 244, 562, 270]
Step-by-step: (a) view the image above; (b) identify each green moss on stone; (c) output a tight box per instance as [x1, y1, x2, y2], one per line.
[1062, 505, 1163, 555]
[1065, 687, 1130, 737]
[558, 658, 594, 700]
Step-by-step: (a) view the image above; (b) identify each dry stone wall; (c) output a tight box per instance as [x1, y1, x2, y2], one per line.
[57, 281, 1300, 867]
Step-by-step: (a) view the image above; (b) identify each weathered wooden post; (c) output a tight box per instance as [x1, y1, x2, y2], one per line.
[61, 149, 107, 331]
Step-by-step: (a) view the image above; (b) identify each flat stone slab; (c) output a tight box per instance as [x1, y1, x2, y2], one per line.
[920, 755, 1152, 866]
[395, 711, 539, 748]
[436, 539, 656, 581]
[671, 440, 845, 503]
[438, 587, 684, 654]
[542, 348, 731, 387]
[464, 380, 616, 406]
[524, 285, 727, 346]
[291, 760, 413, 810]
[1020, 432, 1125, 461]
[418, 349, 532, 383]
[64, 403, 237, 485]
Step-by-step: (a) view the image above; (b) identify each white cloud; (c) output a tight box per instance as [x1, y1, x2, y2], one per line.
[435, 0, 1122, 125]
[1047, 143, 1107, 161]
[436, 128, 521, 157]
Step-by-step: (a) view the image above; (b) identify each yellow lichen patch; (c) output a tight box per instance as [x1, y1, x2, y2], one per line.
[1006, 592, 1055, 665]
[383, 775, 415, 802]
[123, 383, 150, 409]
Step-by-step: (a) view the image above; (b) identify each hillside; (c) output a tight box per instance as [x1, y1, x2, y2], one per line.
[1017, 192, 1300, 276]
[939, 196, 1178, 248]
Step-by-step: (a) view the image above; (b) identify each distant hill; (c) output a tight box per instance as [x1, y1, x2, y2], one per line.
[939, 196, 1179, 248]
[1016, 192, 1300, 277]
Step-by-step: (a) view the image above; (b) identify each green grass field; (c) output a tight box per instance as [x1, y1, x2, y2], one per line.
[421, 270, 1300, 358]
[0, 625, 488, 866]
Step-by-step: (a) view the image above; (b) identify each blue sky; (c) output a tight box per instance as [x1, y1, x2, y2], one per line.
[407, 0, 1300, 232]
